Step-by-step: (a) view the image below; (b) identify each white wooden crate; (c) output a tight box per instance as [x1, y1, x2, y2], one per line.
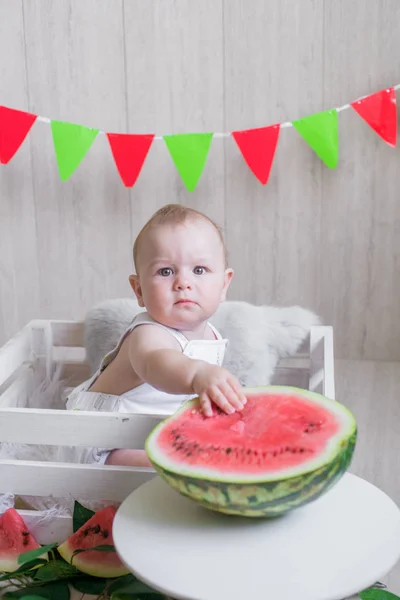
[0, 319, 335, 544]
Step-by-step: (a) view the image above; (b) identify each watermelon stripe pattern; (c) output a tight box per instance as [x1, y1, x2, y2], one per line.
[153, 432, 356, 517]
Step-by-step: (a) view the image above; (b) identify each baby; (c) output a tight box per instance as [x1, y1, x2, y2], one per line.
[58, 204, 246, 468]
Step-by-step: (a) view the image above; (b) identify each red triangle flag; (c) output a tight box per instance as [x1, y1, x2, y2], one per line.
[350, 88, 397, 147]
[0, 106, 37, 164]
[106, 133, 155, 187]
[232, 124, 280, 184]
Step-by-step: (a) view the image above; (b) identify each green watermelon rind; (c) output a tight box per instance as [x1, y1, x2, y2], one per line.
[145, 385, 357, 517]
[151, 431, 356, 517]
[57, 543, 129, 579]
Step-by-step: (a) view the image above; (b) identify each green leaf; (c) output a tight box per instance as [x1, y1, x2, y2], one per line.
[108, 574, 138, 594]
[17, 544, 55, 565]
[0, 559, 48, 581]
[292, 109, 339, 169]
[34, 561, 79, 581]
[72, 544, 115, 557]
[373, 583, 388, 589]
[110, 579, 163, 599]
[72, 500, 95, 532]
[51, 120, 99, 181]
[15, 596, 47, 600]
[4, 580, 70, 600]
[163, 133, 213, 191]
[87, 544, 116, 552]
[14, 559, 49, 573]
[71, 576, 108, 594]
[359, 590, 400, 600]
[70, 544, 116, 566]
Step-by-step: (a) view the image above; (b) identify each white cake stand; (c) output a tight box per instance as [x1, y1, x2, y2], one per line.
[113, 473, 400, 600]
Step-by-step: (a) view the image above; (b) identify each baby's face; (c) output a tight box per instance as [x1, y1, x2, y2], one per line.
[130, 220, 233, 331]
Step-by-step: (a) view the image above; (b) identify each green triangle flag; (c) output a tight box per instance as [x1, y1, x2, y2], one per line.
[164, 133, 213, 191]
[51, 120, 99, 181]
[292, 110, 338, 169]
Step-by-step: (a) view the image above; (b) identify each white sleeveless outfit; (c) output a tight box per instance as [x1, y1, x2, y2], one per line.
[57, 312, 228, 465]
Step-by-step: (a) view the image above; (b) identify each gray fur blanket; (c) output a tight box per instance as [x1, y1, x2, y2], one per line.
[85, 298, 320, 387]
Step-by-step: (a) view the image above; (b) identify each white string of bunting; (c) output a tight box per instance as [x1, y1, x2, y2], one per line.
[32, 83, 400, 138]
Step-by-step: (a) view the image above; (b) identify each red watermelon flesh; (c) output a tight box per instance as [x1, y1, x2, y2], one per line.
[0, 508, 43, 572]
[156, 391, 341, 474]
[57, 506, 129, 578]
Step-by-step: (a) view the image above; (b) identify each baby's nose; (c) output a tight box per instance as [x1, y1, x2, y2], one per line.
[174, 274, 192, 289]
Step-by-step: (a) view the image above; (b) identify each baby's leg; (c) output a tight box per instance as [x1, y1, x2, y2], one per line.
[105, 448, 152, 468]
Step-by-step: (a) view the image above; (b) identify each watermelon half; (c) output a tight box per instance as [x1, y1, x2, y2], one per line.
[146, 386, 357, 517]
[57, 506, 129, 578]
[0, 508, 46, 572]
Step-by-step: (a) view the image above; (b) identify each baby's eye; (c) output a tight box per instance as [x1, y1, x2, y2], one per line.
[193, 266, 207, 275]
[158, 267, 173, 277]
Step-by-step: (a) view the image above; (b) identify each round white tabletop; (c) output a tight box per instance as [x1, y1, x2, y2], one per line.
[113, 473, 400, 600]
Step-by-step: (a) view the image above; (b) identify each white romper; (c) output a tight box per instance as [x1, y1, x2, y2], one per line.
[57, 312, 228, 465]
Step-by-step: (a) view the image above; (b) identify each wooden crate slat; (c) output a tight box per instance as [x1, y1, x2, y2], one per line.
[276, 357, 310, 369]
[0, 459, 156, 500]
[0, 407, 163, 447]
[309, 326, 335, 400]
[272, 368, 310, 389]
[51, 321, 85, 347]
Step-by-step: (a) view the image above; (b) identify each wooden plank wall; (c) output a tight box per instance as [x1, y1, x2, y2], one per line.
[0, 0, 399, 360]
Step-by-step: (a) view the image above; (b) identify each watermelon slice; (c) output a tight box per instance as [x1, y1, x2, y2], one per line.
[146, 386, 357, 517]
[57, 506, 129, 578]
[0, 508, 45, 572]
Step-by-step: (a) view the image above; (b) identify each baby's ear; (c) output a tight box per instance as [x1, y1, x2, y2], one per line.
[221, 268, 234, 301]
[129, 275, 145, 307]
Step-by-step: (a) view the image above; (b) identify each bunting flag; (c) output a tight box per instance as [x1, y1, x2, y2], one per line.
[0, 83, 398, 190]
[232, 125, 280, 184]
[350, 87, 397, 147]
[107, 133, 155, 187]
[292, 110, 339, 169]
[50, 121, 99, 181]
[163, 133, 213, 191]
[0, 106, 37, 164]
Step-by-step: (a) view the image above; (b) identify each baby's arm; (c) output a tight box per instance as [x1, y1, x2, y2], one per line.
[128, 324, 246, 416]
[105, 325, 246, 468]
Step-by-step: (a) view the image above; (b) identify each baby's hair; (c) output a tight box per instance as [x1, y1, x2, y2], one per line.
[133, 203, 227, 272]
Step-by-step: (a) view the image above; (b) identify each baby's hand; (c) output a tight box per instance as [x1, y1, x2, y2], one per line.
[191, 363, 247, 417]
